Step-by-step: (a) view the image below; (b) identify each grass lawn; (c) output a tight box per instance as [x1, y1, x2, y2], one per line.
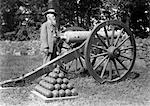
[0, 55, 42, 81]
[0, 55, 150, 106]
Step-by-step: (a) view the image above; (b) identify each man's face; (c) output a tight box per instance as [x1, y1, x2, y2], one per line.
[46, 13, 56, 25]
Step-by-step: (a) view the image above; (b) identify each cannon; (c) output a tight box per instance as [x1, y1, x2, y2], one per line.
[0, 20, 136, 88]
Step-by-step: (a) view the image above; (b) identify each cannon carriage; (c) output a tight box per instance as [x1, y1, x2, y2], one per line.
[0, 20, 136, 88]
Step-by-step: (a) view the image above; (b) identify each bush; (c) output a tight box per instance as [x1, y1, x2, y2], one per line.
[0, 27, 40, 41]
[1, 31, 17, 41]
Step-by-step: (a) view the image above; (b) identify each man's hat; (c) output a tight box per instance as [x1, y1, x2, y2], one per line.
[43, 9, 57, 16]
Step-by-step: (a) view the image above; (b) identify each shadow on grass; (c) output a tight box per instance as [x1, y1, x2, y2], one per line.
[126, 72, 140, 80]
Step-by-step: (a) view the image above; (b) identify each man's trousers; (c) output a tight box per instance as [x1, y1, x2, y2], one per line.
[42, 44, 57, 64]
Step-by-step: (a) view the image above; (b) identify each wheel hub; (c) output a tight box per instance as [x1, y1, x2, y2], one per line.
[107, 46, 120, 59]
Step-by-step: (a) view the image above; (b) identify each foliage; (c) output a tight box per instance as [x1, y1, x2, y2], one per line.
[0, 0, 47, 41]
[0, 0, 150, 40]
[59, 0, 77, 25]
[96, 0, 150, 38]
[128, 0, 150, 38]
[59, 0, 103, 29]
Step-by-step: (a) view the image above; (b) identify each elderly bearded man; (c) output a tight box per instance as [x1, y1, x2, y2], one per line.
[40, 9, 58, 64]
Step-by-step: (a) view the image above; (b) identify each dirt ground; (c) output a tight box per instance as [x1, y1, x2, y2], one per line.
[0, 58, 150, 106]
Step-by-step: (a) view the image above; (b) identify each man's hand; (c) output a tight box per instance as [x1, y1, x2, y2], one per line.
[43, 48, 49, 55]
[60, 35, 67, 40]
[55, 35, 61, 40]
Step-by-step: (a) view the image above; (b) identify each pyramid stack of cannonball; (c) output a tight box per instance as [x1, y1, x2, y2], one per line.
[33, 67, 78, 99]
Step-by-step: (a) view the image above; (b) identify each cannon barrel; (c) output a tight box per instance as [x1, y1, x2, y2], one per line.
[62, 31, 90, 43]
[0, 20, 136, 88]
[61, 30, 125, 43]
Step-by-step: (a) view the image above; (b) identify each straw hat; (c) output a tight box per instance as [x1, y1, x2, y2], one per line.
[43, 9, 57, 16]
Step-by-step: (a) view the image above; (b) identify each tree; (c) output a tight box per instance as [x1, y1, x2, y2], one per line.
[121, 0, 149, 38]
[77, 0, 103, 28]
[0, 0, 47, 40]
[59, 0, 78, 26]
[100, 0, 150, 38]
[0, 0, 150, 40]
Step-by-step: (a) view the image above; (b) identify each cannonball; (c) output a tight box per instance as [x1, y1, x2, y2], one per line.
[71, 88, 78, 96]
[59, 89, 65, 97]
[58, 72, 65, 78]
[54, 84, 61, 90]
[34, 85, 53, 98]
[52, 90, 59, 97]
[57, 78, 63, 84]
[65, 89, 72, 96]
[49, 78, 57, 84]
[67, 83, 73, 90]
[61, 84, 67, 90]
[43, 77, 57, 84]
[53, 68, 60, 73]
[63, 78, 69, 84]
[39, 80, 54, 91]
[49, 72, 58, 78]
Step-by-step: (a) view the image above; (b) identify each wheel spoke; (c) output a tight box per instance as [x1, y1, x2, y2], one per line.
[91, 52, 107, 58]
[120, 46, 133, 51]
[76, 51, 84, 68]
[119, 55, 132, 60]
[75, 58, 78, 71]
[110, 26, 115, 46]
[94, 56, 108, 70]
[91, 57, 96, 66]
[80, 54, 85, 60]
[100, 58, 110, 78]
[116, 36, 130, 48]
[108, 60, 113, 80]
[67, 60, 74, 71]
[114, 28, 124, 46]
[104, 26, 110, 46]
[96, 34, 108, 48]
[116, 58, 128, 70]
[92, 44, 107, 51]
[78, 57, 84, 68]
[112, 59, 120, 77]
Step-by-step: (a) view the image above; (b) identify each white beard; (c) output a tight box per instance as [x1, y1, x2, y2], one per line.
[51, 20, 56, 25]
[47, 20, 56, 26]
[46, 14, 56, 25]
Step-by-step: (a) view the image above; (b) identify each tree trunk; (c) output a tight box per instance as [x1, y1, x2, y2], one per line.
[86, 11, 91, 29]
[149, 2, 150, 31]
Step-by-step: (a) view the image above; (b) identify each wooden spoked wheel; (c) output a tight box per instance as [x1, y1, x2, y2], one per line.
[60, 27, 86, 76]
[85, 20, 136, 83]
